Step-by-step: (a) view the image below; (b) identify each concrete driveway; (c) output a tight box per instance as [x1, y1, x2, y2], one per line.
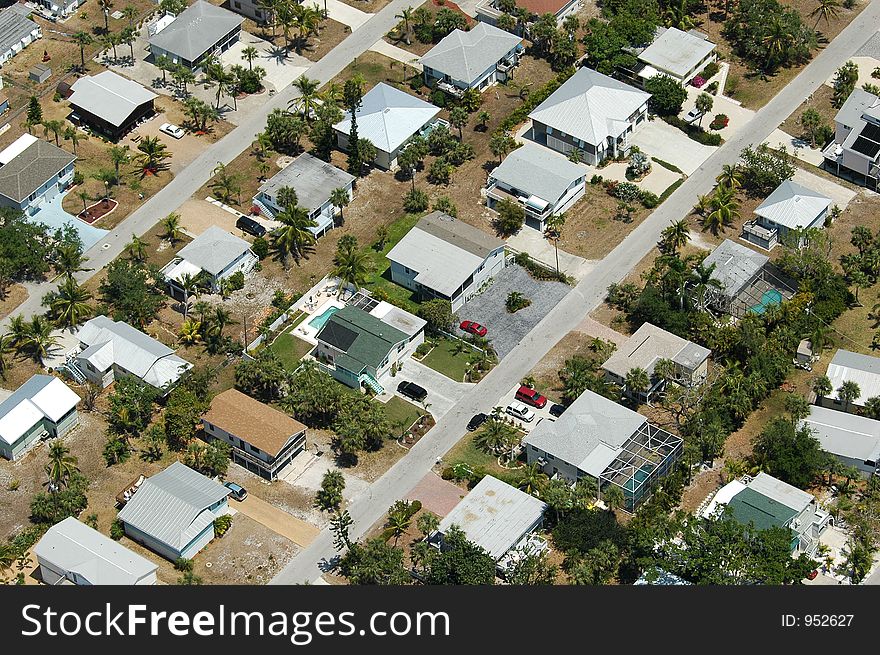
[119, 112, 207, 175]
[791, 166, 856, 210]
[233, 494, 321, 547]
[495, 383, 559, 433]
[219, 31, 310, 92]
[631, 119, 717, 175]
[391, 358, 473, 420]
[325, 0, 372, 29]
[456, 264, 572, 359]
[506, 228, 594, 280]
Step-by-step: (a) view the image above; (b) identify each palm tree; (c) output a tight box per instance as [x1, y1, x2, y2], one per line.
[518, 463, 548, 496]
[99, 0, 114, 31]
[660, 219, 690, 253]
[109, 145, 130, 180]
[178, 319, 202, 346]
[156, 54, 171, 85]
[42, 120, 64, 146]
[0, 333, 14, 381]
[602, 484, 625, 511]
[289, 75, 321, 120]
[62, 126, 86, 154]
[212, 306, 236, 336]
[473, 419, 517, 457]
[395, 6, 414, 45]
[102, 31, 120, 60]
[72, 31, 93, 70]
[690, 262, 722, 312]
[762, 18, 792, 71]
[273, 204, 317, 266]
[56, 243, 89, 276]
[715, 164, 743, 190]
[329, 187, 350, 224]
[811, 0, 840, 30]
[21, 316, 58, 363]
[178, 272, 198, 318]
[135, 136, 171, 174]
[49, 276, 93, 329]
[332, 244, 371, 297]
[702, 185, 739, 235]
[837, 380, 861, 412]
[241, 45, 259, 70]
[162, 212, 182, 243]
[122, 3, 138, 28]
[210, 163, 242, 204]
[625, 367, 651, 401]
[45, 440, 78, 493]
[126, 235, 147, 261]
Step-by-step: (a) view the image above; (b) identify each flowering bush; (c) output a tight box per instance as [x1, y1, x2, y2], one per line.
[250, 205, 261, 215]
[691, 75, 706, 88]
[709, 113, 730, 130]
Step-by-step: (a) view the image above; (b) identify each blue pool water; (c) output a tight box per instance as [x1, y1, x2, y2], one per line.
[749, 289, 783, 315]
[309, 305, 340, 330]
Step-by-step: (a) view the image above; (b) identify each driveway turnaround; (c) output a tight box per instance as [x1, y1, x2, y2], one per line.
[392, 359, 473, 420]
[404, 472, 465, 517]
[234, 494, 320, 548]
[456, 264, 571, 359]
[631, 119, 717, 175]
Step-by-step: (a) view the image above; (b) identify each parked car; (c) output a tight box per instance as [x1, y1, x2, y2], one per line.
[684, 107, 702, 123]
[467, 413, 489, 431]
[236, 214, 267, 238]
[397, 380, 427, 402]
[549, 403, 566, 418]
[515, 385, 547, 408]
[159, 122, 185, 139]
[806, 569, 819, 581]
[223, 481, 248, 501]
[459, 320, 487, 337]
[506, 401, 536, 422]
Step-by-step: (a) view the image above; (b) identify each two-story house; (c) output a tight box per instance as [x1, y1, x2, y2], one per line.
[420, 23, 523, 97]
[0, 134, 76, 217]
[528, 67, 650, 164]
[823, 87, 880, 189]
[742, 179, 832, 250]
[386, 211, 507, 311]
[0, 375, 80, 461]
[160, 226, 257, 298]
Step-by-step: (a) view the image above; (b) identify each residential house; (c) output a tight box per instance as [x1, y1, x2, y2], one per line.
[34, 517, 158, 586]
[35, 0, 80, 19]
[72, 315, 192, 393]
[601, 322, 710, 403]
[68, 71, 157, 140]
[116, 461, 231, 561]
[702, 239, 770, 313]
[314, 305, 419, 393]
[801, 405, 880, 477]
[333, 83, 442, 170]
[485, 142, 586, 231]
[823, 88, 880, 189]
[703, 472, 831, 555]
[430, 475, 547, 573]
[632, 27, 715, 86]
[818, 349, 880, 413]
[201, 389, 307, 480]
[252, 152, 355, 238]
[386, 211, 507, 311]
[0, 134, 75, 216]
[226, 0, 270, 23]
[0, 7, 41, 67]
[476, 0, 580, 27]
[523, 390, 683, 512]
[528, 67, 650, 164]
[742, 180, 831, 250]
[0, 374, 79, 461]
[148, 0, 244, 71]
[420, 23, 523, 97]
[160, 226, 257, 299]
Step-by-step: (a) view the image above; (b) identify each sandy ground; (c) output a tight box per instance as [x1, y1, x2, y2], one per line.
[0, 284, 28, 320]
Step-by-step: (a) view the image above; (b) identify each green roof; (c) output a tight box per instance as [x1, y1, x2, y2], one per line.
[726, 487, 798, 532]
[317, 305, 408, 372]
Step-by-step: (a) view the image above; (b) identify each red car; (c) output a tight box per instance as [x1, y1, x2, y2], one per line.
[459, 320, 487, 337]
[806, 570, 819, 581]
[515, 385, 547, 409]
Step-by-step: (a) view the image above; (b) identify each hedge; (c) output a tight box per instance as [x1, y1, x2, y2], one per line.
[663, 116, 723, 146]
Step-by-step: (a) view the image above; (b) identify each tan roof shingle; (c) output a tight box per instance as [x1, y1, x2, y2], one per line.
[203, 389, 306, 457]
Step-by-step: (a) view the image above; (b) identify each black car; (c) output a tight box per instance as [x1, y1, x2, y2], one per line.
[397, 380, 427, 402]
[467, 413, 489, 431]
[236, 214, 267, 238]
[549, 403, 567, 418]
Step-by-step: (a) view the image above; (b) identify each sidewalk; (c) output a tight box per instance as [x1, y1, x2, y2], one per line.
[325, 0, 372, 29]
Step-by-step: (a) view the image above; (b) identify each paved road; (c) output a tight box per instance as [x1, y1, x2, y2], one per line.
[271, 2, 880, 584]
[0, 0, 416, 331]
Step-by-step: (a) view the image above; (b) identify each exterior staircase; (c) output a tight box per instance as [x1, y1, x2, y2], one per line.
[62, 357, 88, 385]
[359, 372, 384, 395]
[251, 196, 276, 220]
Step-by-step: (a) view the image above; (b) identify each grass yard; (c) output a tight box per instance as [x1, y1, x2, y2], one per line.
[269, 326, 314, 370]
[384, 395, 424, 429]
[440, 430, 528, 489]
[419, 338, 475, 381]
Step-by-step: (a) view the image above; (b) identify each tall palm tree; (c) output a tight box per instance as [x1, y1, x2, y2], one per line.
[212, 306, 236, 337]
[241, 45, 259, 70]
[62, 126, 86, 154]
[122, 3, 138, 27]
[518, 463, 549, 496]
[126, 234, 147, 261]
[762, 18, 792, 71]
[109, 145, 130, 180]
[811, 0, 840, 30]
[72, 31, 93, 70]
[625, 367, 651, 401]
[289, 75, 321, 120]
[99, 0, 114, 31]
[162, 212, 182, 243]
[702, 185, 739, 235]
[602, 484, 625, 511]
[21, 316, 58, 363]
[473, 419, 517, 457]
[689, 262, 722, 312]
[42, 120, 64, 146]
[329, 187, 350, 224]
[660, 219, 690, 253]
[837, 380, 861, 412]
[55, 243, 89, 276]
[395, 6, 414, 45]
[273, 204, 317, 266]
[332, 245, 371, 298]
[178, 272, 198, 318]
[49, 276, 94, 329]
[135, 136, 171, 174]
[45, 440, 78, 493]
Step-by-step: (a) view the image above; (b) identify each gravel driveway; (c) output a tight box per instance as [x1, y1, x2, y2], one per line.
[456, 265, 571, 359]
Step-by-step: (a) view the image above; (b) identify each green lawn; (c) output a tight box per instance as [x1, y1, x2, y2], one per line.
[268, 326, 313, 370]
[384, 395, 423, 429]
[363, 213, 422, 312]
[442, 432, 526, 486]
[420, 338, 475, 382]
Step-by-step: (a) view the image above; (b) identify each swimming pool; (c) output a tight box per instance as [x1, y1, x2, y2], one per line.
[308, 305, 340, 330]
[749, 289, 783, 315]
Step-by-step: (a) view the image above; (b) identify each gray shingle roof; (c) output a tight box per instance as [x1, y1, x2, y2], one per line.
[0, 7, 40, 58]
[0, 134, 75, 203]
[69, 71, 157, 128]
[257, 153, 354, 214]
[148, 0, 243, 63]
[523, 390, 647, 476]
[438, 475, 546, 561]
[34, 517, 157, 585]
[117, 461, 230, 552]
[703, 239, 769, 300]
[528, 67, 650, 147]
[802, 405, 880, 464]
[753, 180, 831, 230]
[488, 142, 586, 205]
[386, 211, 505, 296]
[333, 83, 440, 154]
[420, 23, 521, 85]
[637, 27, 715, 79]
[176, 225, 252, 276]
[602, 322, 709, 380]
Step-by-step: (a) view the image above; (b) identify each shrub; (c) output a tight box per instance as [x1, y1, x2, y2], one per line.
[251, 236, 269, 259]
[663, 116, 722, 145]
[7, 478, 19, 491]
[873, 66, 880, 80]
[691, 75, 706, 88]
[415, 341, 433, 357]
[645, 74, 688, 116]
[706, 81, 719, 95]
[403, 188, 429, 212]
[174, 557, 194, 572]
[513, 251, 572, 284]
[214, 514, 233, 537]
[709, 113, 729, 130]
[110, 518, 125, 541]
[611, 181, 641, 202]
[701, 61, 720, 80]
[228, 271, 245, 291]
[430, 89, 447, 108]
[505, 291, 531, 313]
[432, 195, 458, 217]
[626, 151, 651, 179]
[72, 170, 84, 185]
[640, 190, 660, 208]
[492, 197, 525, 236]
[590, 174, 603, 184]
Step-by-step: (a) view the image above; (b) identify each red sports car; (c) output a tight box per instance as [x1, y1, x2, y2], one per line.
[459, 320, 488, 337]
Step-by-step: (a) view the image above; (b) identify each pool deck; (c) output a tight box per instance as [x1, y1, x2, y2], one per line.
[286, 276, 347, 344]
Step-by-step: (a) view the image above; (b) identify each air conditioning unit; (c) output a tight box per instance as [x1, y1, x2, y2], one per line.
[536, 457, 547, 466]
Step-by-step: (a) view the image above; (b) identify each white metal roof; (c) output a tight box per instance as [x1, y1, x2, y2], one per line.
[0, 375, 79, 445]
[33, 517, 157, 585]
[68, 71, 157, 128]
[753, 180, 831, 230]
[701, 479, 746, 519]
[147, 0, 243, 63]
[746, 472, 813, 513]
[420, 23, 521, 85]
[528, 67, 650, 147]
[176, 226, 252, 276]
[802, 405, 880, 464]
[438, 475, 546, 561]
[637, 27, 715, 79]
[488, 142, 586, 206]
[333, 83, 440, 154]
[825, 349, 880, 406]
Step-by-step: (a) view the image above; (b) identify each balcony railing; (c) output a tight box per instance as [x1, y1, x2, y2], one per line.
[742, 220, 778, 248]
[486, 184, 552, 219]
[436, 80, 465, 98]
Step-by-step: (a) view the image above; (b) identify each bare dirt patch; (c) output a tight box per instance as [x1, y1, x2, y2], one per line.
[0, 284, 28, 320]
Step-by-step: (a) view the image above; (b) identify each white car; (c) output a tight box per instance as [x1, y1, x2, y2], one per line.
[684, 107, 702, 123]
[159, 123, 185, 139]
[506, 401, 536, 423]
